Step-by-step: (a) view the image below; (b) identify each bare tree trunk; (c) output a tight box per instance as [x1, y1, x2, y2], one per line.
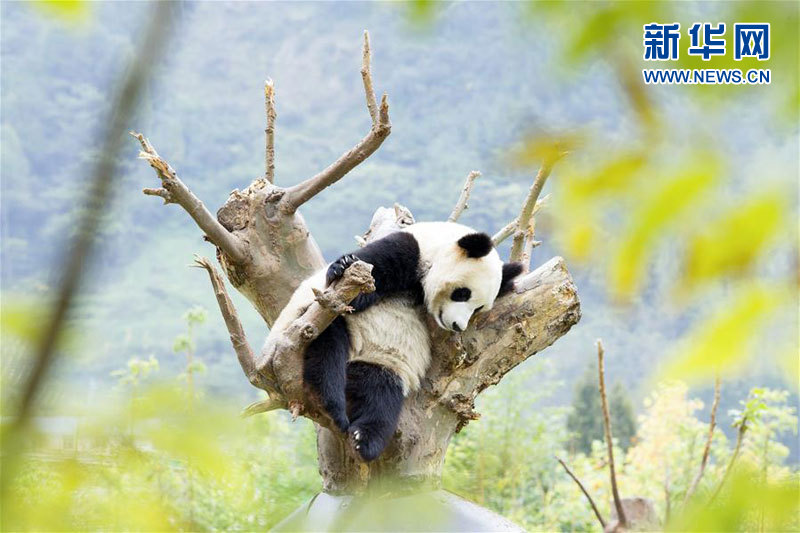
[132, 32, 581, 495]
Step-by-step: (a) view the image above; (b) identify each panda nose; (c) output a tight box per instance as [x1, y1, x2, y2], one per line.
[451, 322, 462, 332]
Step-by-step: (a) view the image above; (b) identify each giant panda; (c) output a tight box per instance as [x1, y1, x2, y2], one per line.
[264, 221, 523, 461]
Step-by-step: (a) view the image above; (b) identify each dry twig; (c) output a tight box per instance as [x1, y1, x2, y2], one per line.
[684, 376, 721, 505]
[709, 414, 748, 504]
[556, 456, 607, 529]
[192, 256, 266, 390]
[597, 339, 627, 529]
[448, 170, 481, 222]
[264, 79, 276, 183]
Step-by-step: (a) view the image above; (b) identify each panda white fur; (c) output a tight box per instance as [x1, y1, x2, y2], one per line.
[264, 221, 523, 461]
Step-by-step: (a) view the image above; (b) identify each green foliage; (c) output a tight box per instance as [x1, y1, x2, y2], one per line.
[732, 388, 798, 471]
[2, 390, 319, 531]
[110, 355, 159, 388]
[566, 366, 637, 454]
[446, 377, 798, 531]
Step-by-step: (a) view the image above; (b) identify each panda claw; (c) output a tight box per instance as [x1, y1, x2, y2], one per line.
[353, 429, 361, 441]
[326, 254, 360, 286]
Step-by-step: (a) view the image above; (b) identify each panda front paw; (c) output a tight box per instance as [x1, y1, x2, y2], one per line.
[348, 424, 386, 462]
[326, 254, 359, 286]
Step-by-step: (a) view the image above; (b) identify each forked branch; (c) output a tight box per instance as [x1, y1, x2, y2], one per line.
[509, 164, 554, 261]
[132, 133, 248, 263]
[492, 194, 549, 247]
[283, 31, 391, 212]
[448, 170, 481, 222]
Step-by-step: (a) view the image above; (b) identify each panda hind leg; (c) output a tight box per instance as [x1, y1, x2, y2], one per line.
[346, 361, 405, 462]
[303, 316, 350, 432]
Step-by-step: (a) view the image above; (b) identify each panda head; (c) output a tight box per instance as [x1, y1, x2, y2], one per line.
[407, 222, 524, 333]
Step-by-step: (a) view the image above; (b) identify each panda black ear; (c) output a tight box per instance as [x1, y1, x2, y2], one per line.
[457, 232, 493, 258]
[498, 262, 524, 297]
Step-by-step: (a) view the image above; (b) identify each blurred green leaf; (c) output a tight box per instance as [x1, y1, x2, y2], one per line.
[0, 300, 47, 345]
[407, 0, 437, 26]
[508, 132, 581, 169]
[610, 156, 718, 298]
[683, 192, 786, 288]
[661, 284, 784, 383]
[32, 0, 88, 22]
[567, 151, 647, 200]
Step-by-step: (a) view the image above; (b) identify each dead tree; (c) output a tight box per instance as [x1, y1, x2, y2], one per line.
[132, 32, 580, 495]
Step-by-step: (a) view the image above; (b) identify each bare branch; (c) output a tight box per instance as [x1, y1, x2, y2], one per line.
[448, 170, 481, 222]
[509, 164, 553, 261]
[556, 456, 607, 529]
[192, 255, 269, 392]
[598, 339, 627, 529]
[492, 218, 518, 247]
[132, 133, 248, 263]
[264, 79, 276, 183]
[519, 216, 537, 269]
[684, 376, 721, 505]
[361, 30, 379, 125]
[241, 396, 287, 418]
[283, 34, 391, 212]
[491, 194, 550, 247]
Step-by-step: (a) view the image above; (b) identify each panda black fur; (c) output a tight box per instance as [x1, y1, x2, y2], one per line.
[263, 221, 523, 461]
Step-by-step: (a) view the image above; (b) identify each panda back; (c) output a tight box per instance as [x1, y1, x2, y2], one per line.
[345, 295, 431, 395]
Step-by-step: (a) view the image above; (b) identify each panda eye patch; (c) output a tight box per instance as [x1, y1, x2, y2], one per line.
[450, 287, 471, 302]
